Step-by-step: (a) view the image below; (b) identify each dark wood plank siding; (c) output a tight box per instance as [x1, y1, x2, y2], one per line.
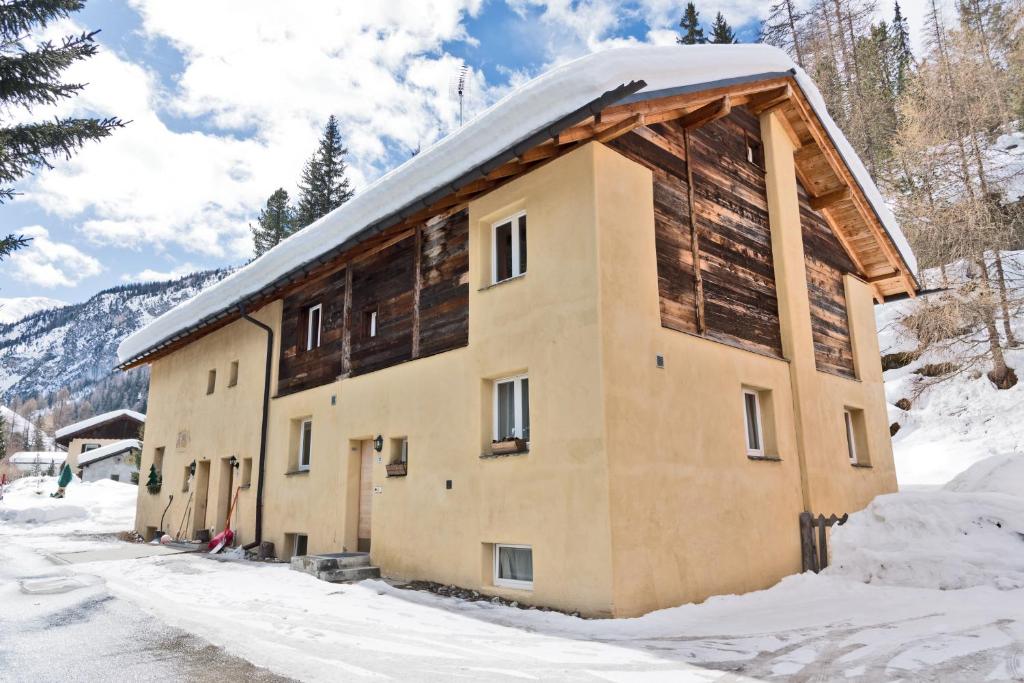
[608, 108, 783, 358]
[350, 236, 416, 375]
[278, 269, 347, 396]
[418, 211, 470, 358]
[59, 415, 144, 445]
[690, 110, 782, 357]
[276, 210, 469, 396]
[799, 181, 858, 378]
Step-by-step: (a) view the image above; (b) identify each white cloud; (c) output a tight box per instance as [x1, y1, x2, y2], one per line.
[122, 263, 200, 283]
[8, 226, 103, 289]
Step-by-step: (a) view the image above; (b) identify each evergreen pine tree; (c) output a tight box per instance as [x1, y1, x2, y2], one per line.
[30, 416, 44, 451]
[676, 3, 707, 44]
[0, 412, 7, 460]
[251, 188, 296, 257]
[0, 0, 125, 206]
[890, 1, 914, 97]
[146, 463, 161, 494]
[710, 12, 738, 44]
[296, 115, 354, 228]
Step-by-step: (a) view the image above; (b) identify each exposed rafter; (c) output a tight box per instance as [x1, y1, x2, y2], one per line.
[809, 186, 850, 211]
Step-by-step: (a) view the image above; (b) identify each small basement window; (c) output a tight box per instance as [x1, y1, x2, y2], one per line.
[228, 360, 239, 387]
[743, 389, 764, 457]
[207, 369, 217, 395]
[492, 212, 527, 284]
[295, 533, 308, 557]
[494, 544, 533, 590]
[298, 419, 313, 471]
[110, 474, 120, 482]
[494, 375, 530, 442]
[306, 303, 322, 351]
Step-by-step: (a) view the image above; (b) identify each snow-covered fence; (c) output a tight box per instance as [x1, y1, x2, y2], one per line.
[800, 512, 848, 573]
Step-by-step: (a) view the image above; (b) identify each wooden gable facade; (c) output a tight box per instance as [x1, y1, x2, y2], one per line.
[55, 414, 143, 447]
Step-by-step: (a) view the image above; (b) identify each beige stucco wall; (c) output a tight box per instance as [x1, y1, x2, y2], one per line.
[135, 128, 897, 617]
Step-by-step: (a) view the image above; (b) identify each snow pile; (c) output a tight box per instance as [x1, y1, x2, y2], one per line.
[119, 44, 915, 365]
[0, 475, 136, 532]
[827, 488, 1024, 590]
[944, 452, 1024, 496]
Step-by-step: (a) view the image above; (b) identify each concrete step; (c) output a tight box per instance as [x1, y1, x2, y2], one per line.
[318, 565, 381, 583]
[290, 552, 371, 574]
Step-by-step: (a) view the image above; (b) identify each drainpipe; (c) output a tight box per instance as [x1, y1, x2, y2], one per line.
[238, 305, 273, 551]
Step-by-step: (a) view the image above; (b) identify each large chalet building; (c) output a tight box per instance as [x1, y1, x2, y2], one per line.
[119, 45, 918, 618]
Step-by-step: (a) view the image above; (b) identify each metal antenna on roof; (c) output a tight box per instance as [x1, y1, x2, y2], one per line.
[449, 65, 470, 127]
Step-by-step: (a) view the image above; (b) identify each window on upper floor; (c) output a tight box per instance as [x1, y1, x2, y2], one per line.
[844, 408, 869, 466]
[362, 308, 378, 339]
[494, 375, 530, 443]
[306, 303, 322, 351]
[153, 447, 165, 475]
[241, 457, 253, 487]
[228, 360, 239, 387]
[492, 212, 527, 284]
[207, 369, 217, 394]
[82, 443, 100, 452]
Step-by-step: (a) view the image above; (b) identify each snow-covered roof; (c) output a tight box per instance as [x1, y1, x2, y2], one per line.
[55, 410, 146, 440]
[117, 44, 918, 366]
[78, 439, 141, 467]
[8, 451, 66, 465]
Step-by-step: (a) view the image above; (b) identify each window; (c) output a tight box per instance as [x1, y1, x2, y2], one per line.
[82, 443, 100, 452]
[207, 369, 217, 395]
[153, 447, 165, 474]
[363, 309, 378, 338]
[306, 303, 322, 351]
[298, 419, 313, 471]
[743, 390, 764, 457]
[390, 437, 408, 465]
[182, 465, 191, 492]
[110, 474, 120, 482]
[494, 544, 533, 590]
[746, 136, 764, 168]
[494, 375, 530, 442]
[491, 212, 527, 284]
[294, 533, 308, 557]
[241, 457, 253, 486]
[844, 408, 868, 466]
[228, 360, 239, 387]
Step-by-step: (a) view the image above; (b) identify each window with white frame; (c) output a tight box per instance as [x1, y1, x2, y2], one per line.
[306, 303, 322, 351]
[298, 419, 313, 470]
[743, 390, 764, 457]
[492, 212, 527, 284]
[494, 375, 530, 442]
[844, 409, 858, 464]
[494, 544, 533, 589]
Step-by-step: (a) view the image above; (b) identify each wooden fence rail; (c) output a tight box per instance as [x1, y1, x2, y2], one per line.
[799, 512, 849, 573]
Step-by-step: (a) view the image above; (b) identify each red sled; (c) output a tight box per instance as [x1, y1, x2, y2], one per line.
[208, 486, 241, 553]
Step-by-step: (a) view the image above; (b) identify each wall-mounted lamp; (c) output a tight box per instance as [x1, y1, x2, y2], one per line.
[189, 460, 196, 476]
[373, 435, 384, 453]
[228, 455, 239, 469]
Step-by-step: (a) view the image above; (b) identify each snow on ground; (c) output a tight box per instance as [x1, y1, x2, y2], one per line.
[3, 463, 1024, 681]
[877, 254, 1024, 486]
[0, 475, 135, 531]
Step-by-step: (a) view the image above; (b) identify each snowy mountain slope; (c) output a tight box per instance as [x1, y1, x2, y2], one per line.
[0, 297, 66, 324]
[0, 405, 53, 450]
[0, 269, 230, 406]
[877, 254, 1024, 487]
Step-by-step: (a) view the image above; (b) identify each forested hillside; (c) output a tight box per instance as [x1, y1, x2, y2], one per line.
[0, 269, 230, 452]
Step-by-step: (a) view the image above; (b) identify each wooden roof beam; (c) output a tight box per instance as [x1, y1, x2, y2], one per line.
[746, 85, 792, 114]
[808, 186, 850, 211]
[678, 96, 732, 129]
[595, 113, 645, 143]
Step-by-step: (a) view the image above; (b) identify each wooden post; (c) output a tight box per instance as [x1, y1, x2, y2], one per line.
[799, 512, 817, 573]
[341, 266, 353, 375]
[817, 515, 829, 571]
[411, 225, 423, 359]
[683, 128, 706, 335]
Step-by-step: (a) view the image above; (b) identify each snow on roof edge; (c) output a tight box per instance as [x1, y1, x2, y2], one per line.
[77, 439, 141, 466]
[8, 452, 66, 465]
[117, 45, 918, 365]
[55, 409, 146, 440]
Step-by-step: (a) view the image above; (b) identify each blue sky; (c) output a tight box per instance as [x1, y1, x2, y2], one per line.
[0, 0, 927, 305]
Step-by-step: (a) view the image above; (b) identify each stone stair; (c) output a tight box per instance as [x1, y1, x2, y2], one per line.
[289, 552, 381, 583]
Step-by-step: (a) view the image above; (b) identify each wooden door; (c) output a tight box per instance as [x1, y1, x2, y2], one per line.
[192, 460, 210, 537]
[357, 440, 373, 552]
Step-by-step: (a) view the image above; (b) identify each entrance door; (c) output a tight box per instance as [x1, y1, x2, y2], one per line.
[192, 460, 210, 538]
[357, 440, 373, 552]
